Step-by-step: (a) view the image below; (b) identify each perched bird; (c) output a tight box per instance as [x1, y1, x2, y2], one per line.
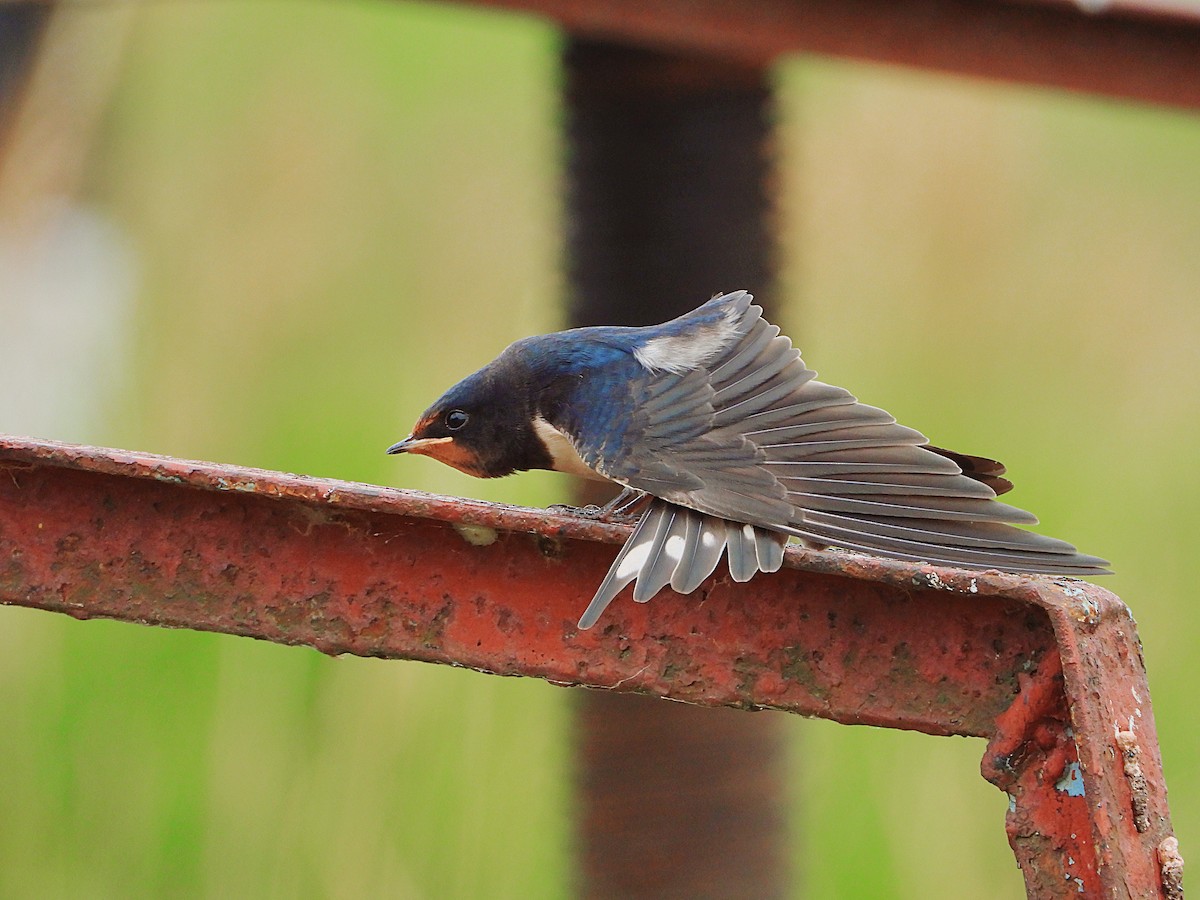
[388, 291, 1109, 628]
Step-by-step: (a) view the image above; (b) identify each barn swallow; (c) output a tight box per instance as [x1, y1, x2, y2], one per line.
[388, 290, 1109, 628]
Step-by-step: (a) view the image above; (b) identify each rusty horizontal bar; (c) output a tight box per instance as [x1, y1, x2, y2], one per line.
[5, 0, 1199, 108]
[460, 0, 1200, 110]
[0, 434, 1070, 733]
[0, 435, 1179, 896]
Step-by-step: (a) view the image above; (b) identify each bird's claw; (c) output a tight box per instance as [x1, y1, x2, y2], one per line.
[547, 499, 645, 525]
[548, 503, 605, 519]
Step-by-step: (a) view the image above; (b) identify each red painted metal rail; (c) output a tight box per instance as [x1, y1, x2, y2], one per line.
[0, 435, 1181, 896]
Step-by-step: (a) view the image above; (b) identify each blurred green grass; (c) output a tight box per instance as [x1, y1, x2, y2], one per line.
[1, 1, 1197, 897]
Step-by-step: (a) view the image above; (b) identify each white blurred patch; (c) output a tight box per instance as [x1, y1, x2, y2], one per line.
[0, 201, 136, 440]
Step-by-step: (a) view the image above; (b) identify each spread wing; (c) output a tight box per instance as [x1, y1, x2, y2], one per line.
[575, 292, 795, 524]
[575, 291, 1109, 586]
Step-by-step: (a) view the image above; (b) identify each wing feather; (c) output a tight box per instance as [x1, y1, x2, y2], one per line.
[789, 492, 1038, 523]
[786, 513, 1111, 574]
[779, 474, 997, 499]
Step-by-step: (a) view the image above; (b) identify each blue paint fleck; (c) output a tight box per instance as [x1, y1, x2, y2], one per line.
[1055, 761, 1086, 797]
[1008, 794, 1017, 813]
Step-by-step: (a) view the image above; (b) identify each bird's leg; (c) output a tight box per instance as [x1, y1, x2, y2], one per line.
[601, 487, 649, 519]
[548, 487, 648, 523]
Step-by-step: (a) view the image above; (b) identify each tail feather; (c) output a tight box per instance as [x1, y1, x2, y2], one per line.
[672, 512, 726, 593]
[576, 506, 665, 628]
[577, 499, 786, 629]
[725, 522, 759, 582]
[633, 505, 685, 602]
[754, 526, 786, 573]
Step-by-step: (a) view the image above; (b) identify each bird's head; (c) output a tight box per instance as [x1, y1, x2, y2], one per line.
[387, 350, 558, 479]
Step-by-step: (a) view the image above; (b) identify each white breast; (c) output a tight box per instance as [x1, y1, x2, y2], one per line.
[532, 416, 610, 481]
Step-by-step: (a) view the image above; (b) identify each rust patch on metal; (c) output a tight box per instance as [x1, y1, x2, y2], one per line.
[1159, 836, 1185, 900]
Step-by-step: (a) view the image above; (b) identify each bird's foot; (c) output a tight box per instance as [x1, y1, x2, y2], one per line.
[549, 488, 649, 524]
[548, 503, 606, 519]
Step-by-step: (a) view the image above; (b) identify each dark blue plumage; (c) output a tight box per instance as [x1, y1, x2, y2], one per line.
[389, 291, 1110, 628]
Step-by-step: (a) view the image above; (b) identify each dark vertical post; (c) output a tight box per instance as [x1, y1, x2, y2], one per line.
[563, 40, 788, 898]
[0, 6, 52, 161]
[564, 41, 775, 326]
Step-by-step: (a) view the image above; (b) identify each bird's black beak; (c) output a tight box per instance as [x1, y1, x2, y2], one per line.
[386, 435, 453, 455]
[386, 436, 415, 455]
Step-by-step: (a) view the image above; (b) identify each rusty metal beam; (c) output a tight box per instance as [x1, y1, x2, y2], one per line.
[460, 0, 1200, 110]
[4, 0, 1199, 109]
[0, 434, 1060, 731]
[0, 435, 1181, 896]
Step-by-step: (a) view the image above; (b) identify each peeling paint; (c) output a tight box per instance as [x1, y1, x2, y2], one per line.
[1069, 595, 1102, 626]
[1055, 761, 1086, 797]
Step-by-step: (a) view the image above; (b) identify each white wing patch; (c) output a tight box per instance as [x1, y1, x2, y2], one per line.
[632, 305, 741, 374]
[532, 416, 609, 481]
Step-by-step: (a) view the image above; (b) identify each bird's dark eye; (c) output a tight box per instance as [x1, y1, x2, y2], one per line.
[445, 409, 469, 431]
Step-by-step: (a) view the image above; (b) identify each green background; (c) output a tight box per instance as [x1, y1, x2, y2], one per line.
[2, 1, 1197, 896]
